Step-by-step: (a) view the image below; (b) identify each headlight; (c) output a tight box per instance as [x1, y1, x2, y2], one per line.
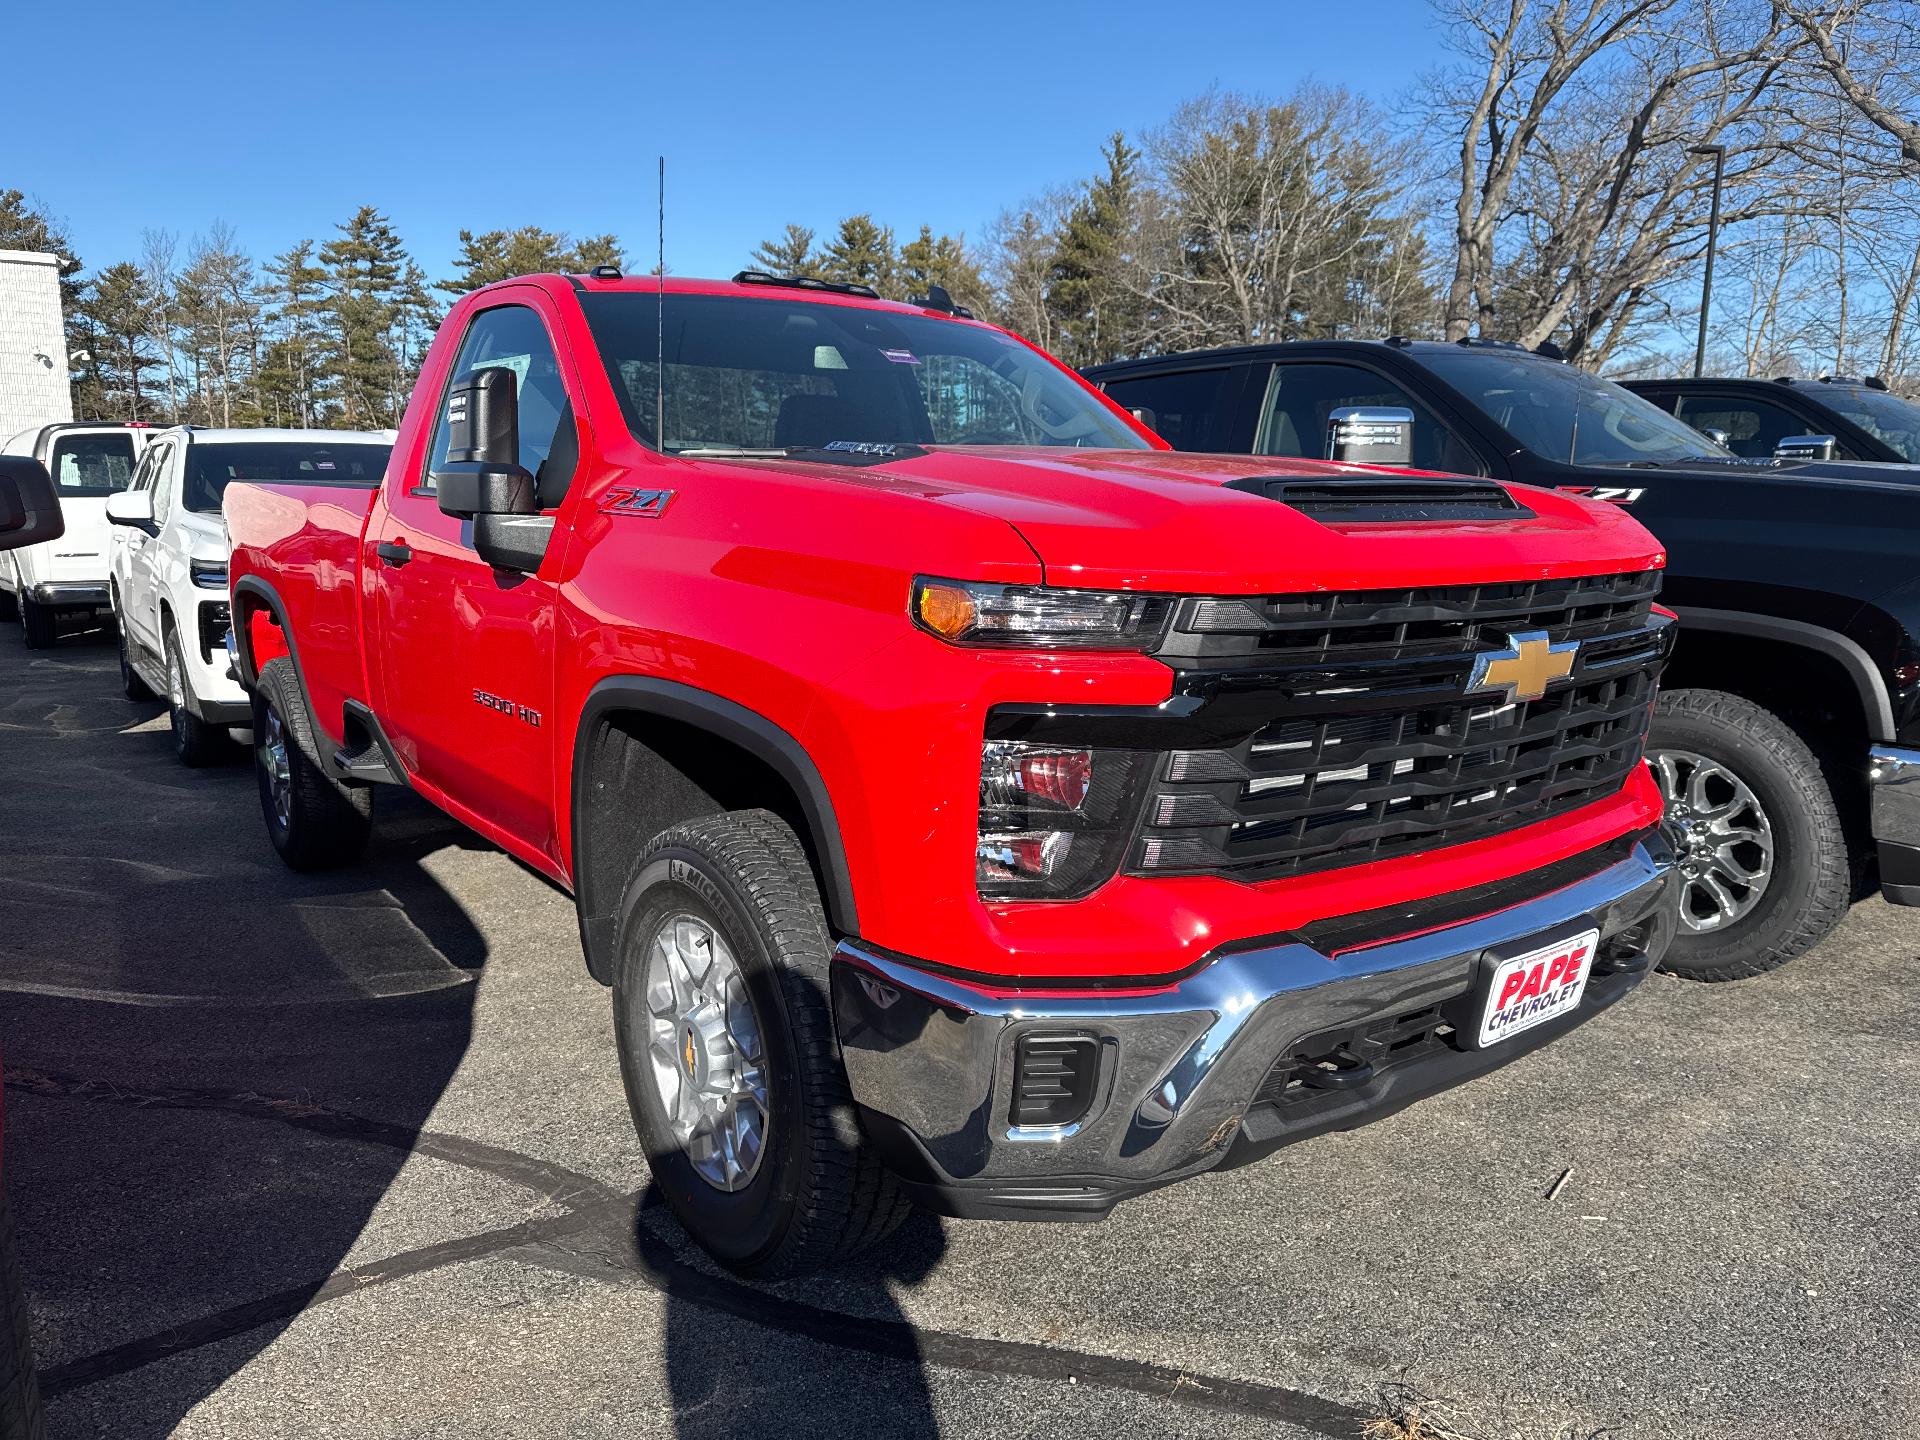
[913, 577, 1170, 650]
[190, 559, 229, 590]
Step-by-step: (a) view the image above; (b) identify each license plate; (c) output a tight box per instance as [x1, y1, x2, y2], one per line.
[1477, 927, 1600, 1047]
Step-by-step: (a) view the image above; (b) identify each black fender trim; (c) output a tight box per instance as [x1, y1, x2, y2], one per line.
[230, 575, 360, 778]
[571, 676, 859, 982]
[1671, 606, 1894, 741]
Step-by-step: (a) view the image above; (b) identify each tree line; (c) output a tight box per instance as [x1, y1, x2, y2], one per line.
[10, 0, 1920, 428]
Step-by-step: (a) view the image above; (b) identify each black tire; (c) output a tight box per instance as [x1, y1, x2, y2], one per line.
[165, 629, 227, 767]
[115, 605, 155, 700]
[0, 1190, 47, 1440]
[611, 810, 907, 1278]
[252, 656, 371, 871]
[18, 598, 54, 651]
[1648, 688, 1851, 981]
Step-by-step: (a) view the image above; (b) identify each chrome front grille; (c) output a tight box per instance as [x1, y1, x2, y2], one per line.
[1128, 570, 1668, 882]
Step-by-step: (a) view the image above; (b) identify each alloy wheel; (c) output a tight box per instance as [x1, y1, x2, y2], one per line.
[642, 912, 770, 1192]
[261, 706, 292, 829]
[1651, 748, 1775, 933]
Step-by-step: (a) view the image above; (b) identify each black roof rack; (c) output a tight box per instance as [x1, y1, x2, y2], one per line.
[732, 270, 881, 300]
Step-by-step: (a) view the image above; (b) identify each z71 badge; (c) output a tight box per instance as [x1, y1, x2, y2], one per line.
[601, 487, 676, 519]
[1556, 485, 1645, 505]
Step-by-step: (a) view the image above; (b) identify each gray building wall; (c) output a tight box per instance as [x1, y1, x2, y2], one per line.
[0, 249, 74, 442]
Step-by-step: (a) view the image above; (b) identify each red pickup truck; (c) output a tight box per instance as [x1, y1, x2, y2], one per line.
[224, 270, 1679, 1276]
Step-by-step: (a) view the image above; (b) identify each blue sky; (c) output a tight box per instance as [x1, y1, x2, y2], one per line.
[13, 0, 1445, 285]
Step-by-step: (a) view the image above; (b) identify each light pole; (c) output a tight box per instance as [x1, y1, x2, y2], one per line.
[1690, 143, 1727, 378]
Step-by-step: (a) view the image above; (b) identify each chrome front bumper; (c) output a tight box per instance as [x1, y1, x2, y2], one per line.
[1869, 745, 1920, 904]
[27, 581, 109, 606]
[833, 836, 1676, 1221]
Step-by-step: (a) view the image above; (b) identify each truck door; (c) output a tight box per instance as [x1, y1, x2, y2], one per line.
[368, 293, 581, 862]
[125, 438, 176, 651]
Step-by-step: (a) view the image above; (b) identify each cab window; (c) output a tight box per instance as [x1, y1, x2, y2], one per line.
[1099, 368, 1240, 452]
[1672, 394, 1815, 460]
[149, 442, 177, 518]
[424, 303, 574, 504]
[47, 432, 138, 496]
[1255, 363, 1483, 475]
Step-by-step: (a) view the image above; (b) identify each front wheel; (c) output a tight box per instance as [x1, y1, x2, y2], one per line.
[165, 631, 228, 767]
[611, 810, 907, 1278]
[1647, 688, 1851, 981]
[252, 656, 371, 871]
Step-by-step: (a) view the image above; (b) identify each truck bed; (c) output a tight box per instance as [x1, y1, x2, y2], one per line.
[224, 480, 380, 750]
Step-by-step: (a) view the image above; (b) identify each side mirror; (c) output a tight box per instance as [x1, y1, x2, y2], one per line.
[0, 457, 64, 552]
[1326, 406, 1414, 465]
[1701, 427, 1733, 449]
[427, 365, 554, 575]
[106, 489, 156, 532]
[1775, 433, 1837, 462]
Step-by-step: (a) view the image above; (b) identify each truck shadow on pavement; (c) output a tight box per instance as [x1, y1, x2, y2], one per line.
[0, 633, 952, 1437]
[0, 633, 495, 1436]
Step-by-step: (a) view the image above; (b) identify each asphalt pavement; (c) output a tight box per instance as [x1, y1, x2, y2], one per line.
[1, 619, 1914, 1439]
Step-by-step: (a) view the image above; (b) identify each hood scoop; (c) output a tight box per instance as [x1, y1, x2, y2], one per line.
[1223, 474, 1531, 523]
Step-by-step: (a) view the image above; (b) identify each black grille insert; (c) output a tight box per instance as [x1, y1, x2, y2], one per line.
[1127, 571, 1668, 883]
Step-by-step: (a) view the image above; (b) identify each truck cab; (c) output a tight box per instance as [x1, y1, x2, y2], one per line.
[1, 421, 156, 647]
[224, 276, 1677, 1275]
[1623, 374, 1920, 466]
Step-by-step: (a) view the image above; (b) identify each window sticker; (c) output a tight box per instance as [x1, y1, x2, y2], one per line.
[880, 348, 920, 366]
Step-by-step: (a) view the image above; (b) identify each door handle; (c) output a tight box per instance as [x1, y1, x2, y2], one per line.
[377, 540, 413, 568]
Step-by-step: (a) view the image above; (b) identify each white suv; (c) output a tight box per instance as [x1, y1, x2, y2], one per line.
[106, 427, 394, 764]
[1, 422, 159, 647]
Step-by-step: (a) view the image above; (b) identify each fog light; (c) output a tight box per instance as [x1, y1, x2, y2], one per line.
[1009, 1033, 1099, 1128]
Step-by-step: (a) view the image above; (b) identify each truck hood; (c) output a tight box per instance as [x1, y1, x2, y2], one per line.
[750, 446, 1663, 592]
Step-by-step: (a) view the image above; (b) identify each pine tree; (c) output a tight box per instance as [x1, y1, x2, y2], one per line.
[79, 263, 160, 419]
[438, 226, 627, 294]
[321, 206, 409, 426]
[897, 226, 990, 311]
[819, 215, 896, 295]
[260, 240, 329, 426]
[1047, 134, 1145, 365]
[749, 224, 817, 277]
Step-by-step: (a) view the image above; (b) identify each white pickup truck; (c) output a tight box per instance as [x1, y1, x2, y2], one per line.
[106, 427, 393, 764]
[1, 421, 157, 647]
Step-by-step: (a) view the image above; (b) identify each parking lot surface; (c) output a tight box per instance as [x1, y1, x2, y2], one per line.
[1, 625, 1914, 1439]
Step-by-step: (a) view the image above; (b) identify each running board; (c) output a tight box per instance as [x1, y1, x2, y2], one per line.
[332, 699, 408, 787]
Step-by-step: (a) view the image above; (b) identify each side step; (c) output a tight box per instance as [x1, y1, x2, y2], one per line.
[332, 698, 407, 786]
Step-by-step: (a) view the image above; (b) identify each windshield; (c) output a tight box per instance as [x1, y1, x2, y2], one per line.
[1824, 387, 1920, 464]
[581, 292, 1147, 455]
[1420, 350, 1731, 467]
[186, 441, 391, 513]
[48, 432, 137, 497]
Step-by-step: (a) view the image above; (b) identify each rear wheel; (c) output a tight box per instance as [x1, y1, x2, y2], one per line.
[611, 810, 907, 1278]
[1648, 688, 1851, 980]
[18, 598, 54, 651]
[165, 630, 227, 766]
[253, 656, 371, 870]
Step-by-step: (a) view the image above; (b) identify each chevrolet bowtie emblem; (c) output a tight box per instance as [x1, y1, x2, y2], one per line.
[1467, 629, 1579, 704]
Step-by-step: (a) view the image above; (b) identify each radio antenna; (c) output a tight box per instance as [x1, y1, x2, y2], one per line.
[655, 155, 666, 450]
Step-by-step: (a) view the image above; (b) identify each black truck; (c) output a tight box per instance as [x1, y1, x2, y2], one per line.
[1085, 339, 1920, 981]
[1622, 374, 1920, 466]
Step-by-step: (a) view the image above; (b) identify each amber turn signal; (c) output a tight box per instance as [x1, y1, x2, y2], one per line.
[915, 582, 978, 640]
